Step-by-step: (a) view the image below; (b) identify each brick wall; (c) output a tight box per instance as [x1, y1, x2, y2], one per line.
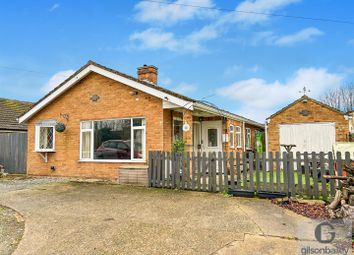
[27, 73, 164, 180]
[223, 119, 263, 153]
[267, 98, 349, 152]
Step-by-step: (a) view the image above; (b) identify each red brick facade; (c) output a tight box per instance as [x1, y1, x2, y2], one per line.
[25, 65, 263, 180]
[267, 96, 350, 152]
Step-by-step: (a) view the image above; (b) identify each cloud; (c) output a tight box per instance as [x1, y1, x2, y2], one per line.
[134, 0, 216, 25]
[173, 82, 197, 94]
[224, 64, 260, 76]
[130, 0, 303, 52]
[130, 26, 217, 52]
[253, 27, 324, 46]
[41, 70, 74, 94]
[275, 27, 324, 45]
[49, 3, 60, 12]
[228, 0, 301, 25]
[217, 68, 343, 122]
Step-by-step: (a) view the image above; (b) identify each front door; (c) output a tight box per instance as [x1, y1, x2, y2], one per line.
[202, 121, 222, 153]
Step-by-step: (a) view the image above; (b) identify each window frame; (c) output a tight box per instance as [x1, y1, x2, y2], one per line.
[229, 124, 235, 148]
[35, 124, 55, 152]
[236, 126, 242, 148]
[172, 117, 183, 141]
[79, 117, 146, 163]
[245, 128, 252, 150]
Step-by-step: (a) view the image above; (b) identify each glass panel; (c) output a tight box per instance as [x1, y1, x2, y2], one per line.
[39, 127, 53, 149]
[173, 119, 183, 140]
[94, 119, 131, 160]
[133, 118, 145, 127]
[82, 121, 92, 129]
[81, 131, 91, 159]
[208, 129, 218, 147]
[133, 129, 144, 159]
[230, 133, 234, 147]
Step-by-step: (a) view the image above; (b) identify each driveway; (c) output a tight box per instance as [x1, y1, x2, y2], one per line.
[0, 179, 319, 255]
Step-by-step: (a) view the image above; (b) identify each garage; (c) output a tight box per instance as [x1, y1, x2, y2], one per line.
[266, 95, 351, 153]
[279, 122, 336, 153]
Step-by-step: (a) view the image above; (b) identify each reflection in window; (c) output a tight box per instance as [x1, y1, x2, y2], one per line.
[246, 128, 252, 149]
[133, 129, 143, 159]
[80, 118, 145, 161]
[173, 119, 183, 140]
[208, 128, 218, 147]
[94, 119, 131, 159]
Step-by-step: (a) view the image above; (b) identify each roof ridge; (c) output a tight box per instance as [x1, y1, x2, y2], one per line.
[267, 95, 345, 120]
[0, 97, 33, 104]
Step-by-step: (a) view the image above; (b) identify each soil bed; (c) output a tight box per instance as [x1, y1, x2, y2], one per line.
[271, 199, 330, 220]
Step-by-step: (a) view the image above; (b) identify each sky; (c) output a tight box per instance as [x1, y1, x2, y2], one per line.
[0, 0, 354, 122]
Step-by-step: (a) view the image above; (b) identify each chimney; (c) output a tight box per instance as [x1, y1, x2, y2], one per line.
[137, 65, 158, 85]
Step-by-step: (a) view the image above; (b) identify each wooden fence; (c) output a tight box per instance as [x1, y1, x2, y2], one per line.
[0, 132, 27, 174]
[148, 151, 353, 200]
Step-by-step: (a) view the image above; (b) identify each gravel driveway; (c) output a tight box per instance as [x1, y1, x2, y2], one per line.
[0, 178, 319, 255]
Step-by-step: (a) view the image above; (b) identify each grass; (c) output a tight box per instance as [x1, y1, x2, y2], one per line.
[245, 170, 333, 199]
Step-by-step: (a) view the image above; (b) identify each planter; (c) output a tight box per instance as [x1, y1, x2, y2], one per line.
[257, 191, 287, 199]
[55, 122, 66, 132]
[228, 189, 255, 198]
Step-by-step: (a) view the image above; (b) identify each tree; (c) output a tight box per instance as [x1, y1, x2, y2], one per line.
[321, 83, 354, 112]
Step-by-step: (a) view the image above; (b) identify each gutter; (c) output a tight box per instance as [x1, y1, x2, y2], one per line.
[194, 102, 264, 129]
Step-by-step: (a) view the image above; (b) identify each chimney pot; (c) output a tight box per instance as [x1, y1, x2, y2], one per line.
[137, 65, 158, 85]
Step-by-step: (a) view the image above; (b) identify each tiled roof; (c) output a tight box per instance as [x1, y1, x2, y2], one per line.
[0, 98, 33, 131]
[20, 60, 264, 128]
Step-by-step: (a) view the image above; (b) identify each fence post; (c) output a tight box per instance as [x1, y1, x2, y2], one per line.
[148, 151, 152, 187]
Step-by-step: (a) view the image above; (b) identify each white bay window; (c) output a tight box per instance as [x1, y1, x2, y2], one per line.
[80, 117, 146, 161]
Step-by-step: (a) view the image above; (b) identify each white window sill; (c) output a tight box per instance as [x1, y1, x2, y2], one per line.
[78, 159, 146, 163]
[35, 150, 56, 153]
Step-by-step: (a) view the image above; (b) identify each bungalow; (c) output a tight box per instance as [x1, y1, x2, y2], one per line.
[266, 95, 352, 154]
[19, 61, 263, 181]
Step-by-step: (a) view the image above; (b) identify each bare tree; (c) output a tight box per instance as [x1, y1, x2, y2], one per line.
[321, 83, 354, 112]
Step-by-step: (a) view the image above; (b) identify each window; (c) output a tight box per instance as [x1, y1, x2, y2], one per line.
[246, 128, 252, 149]
[35, 121, 55, 152]
[236, 126, 241, 148]
[207, 128, 218, 147]
[80, 118, 145, 161]
[229, 125, 235, 148]
[173, 118, 183, 140]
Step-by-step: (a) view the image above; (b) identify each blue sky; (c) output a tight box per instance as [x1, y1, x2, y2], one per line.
[0, 0, 353, 122]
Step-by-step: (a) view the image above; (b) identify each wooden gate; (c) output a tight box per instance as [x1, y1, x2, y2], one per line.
[0, 132, 27, 174]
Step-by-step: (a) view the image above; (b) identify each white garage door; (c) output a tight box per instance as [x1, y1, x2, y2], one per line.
[279, 122, 336, 153]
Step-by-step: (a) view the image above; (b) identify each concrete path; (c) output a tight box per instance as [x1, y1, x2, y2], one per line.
[0, 180, 319, 255]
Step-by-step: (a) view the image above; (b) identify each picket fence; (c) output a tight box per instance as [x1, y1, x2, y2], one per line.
[148, 151, 353, 200]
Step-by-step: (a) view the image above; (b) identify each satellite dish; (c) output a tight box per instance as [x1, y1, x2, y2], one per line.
[182, 123, 190, 132]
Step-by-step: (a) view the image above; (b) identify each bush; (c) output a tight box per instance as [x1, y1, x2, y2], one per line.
[172, 138, 185, 153]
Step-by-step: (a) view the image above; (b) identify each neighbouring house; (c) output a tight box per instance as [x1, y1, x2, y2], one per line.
[266, 95, 352, 154]
[18, 61, 263, 182]
[0, 98, 33, 173]
[0, 98, 33, 133]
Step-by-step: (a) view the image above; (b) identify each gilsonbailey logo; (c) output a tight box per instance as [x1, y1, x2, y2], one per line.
[298, 219, 352, 255]
[300, 246, 350, 255]
[314, 222, 336, 244]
